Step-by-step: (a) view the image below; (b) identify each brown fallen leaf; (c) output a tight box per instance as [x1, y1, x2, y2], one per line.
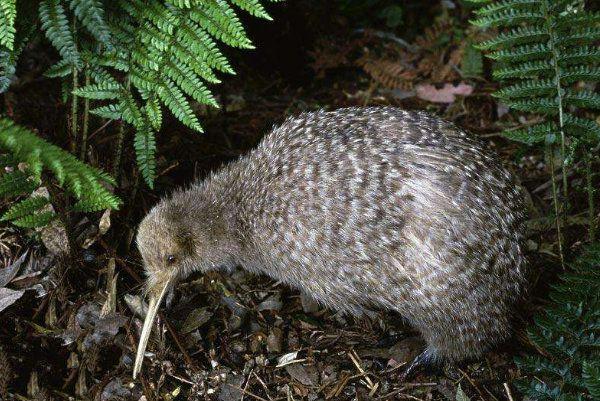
[416, 82, 473, 103]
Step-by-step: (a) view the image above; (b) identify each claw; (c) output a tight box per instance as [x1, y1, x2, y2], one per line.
[399, 349, 440, 381]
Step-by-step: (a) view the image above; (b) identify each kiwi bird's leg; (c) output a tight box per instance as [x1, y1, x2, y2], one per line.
[132, 278, 172, 379]
[399, 349, 439, 381]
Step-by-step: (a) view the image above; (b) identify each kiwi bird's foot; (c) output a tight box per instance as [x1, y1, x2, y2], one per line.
[399, 349, 441, 381]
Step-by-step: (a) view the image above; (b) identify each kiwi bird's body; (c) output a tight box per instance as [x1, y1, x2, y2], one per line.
[135, 107, 527, 374]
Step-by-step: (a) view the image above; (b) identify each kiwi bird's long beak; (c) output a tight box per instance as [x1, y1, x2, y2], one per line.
[133, 279, 171, 379]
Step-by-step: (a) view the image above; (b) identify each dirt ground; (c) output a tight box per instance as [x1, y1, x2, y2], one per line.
[0, 1, 584, 400]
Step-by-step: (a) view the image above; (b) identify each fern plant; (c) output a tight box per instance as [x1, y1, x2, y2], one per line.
[24, 0, 280, 187]
[514, 243, 600, 401]
[469, 0, 600, 254]
[0, 118, 121, 227]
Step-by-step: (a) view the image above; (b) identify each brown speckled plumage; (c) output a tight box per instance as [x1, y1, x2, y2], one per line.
[137, 107, 527, 364]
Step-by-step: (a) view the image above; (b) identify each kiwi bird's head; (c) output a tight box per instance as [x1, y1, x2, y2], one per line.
[132, 189, 240, 378]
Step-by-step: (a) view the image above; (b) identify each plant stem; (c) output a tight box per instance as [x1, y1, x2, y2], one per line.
[585, 152, 596, 242]
[113, 122, 125, 181]
[80, 67, 90, 161]
[544, 0, 569, 203]
[70, 66, 79, 154]
[548, 144, 565, 269]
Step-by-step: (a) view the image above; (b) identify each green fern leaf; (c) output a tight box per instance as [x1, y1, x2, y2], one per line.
[488, 43, 551, 63]
[564, 90, 600, 110]
[493, 60, 553, 79]
[73, 82, 121, 99]
[558, 46, 600, 66]
[12, 211, 55, 228]
[156, 79, 203, 132]
[45, 58, 73, 78]
[134, 125, 156, 188]
[494, 79, 555, 99]
[471, 9, 544, 28]
[0, 170, 38, 197]
[556, 11, 600, 28]
[69, 0, 112, 47]
[556, 28, 600, 46]
[90, 104, 122, 120]
[563, 114, 600, 141]
[474, 0, 541, 18]
[560, 66, 600, 84]
[39, 0, 81, 67]
[0, 118, 121, 209]
[475, 26, 547, 50]
[192, 0, 254, 49]
[503, 97, 557, 113]
[1, 196, 49, 221]
[230, 0, 272, 20]
[177, 21, 235, 74]
[145, 98, 163, 131]
[502, 122, 553, 145]
[0, 0, 16, 50]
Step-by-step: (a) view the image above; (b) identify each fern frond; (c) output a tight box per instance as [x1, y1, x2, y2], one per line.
[12, 211, 55, 228]
[39, 0, 81, 67]
[582, 362, 600, 399]
[494, 79, 555, 99]
[556, 11, 600, 28]
[563, 114, 600, 141]
[156, 79, 203, 132]
[564, 90, 600, 110]
[192, 0, 254, 49]
[45, 58, 73, 78]
[471, 9, 544, 28]
[475, 26, 547, 50]
[0, 0, 16, 50]
[558, 46, 600, 66]
[560, 66, 600, 84]
[90, 104, 122, 120]
[1, 196, 49, 221]
[502, 122, 553, 145]
[69, 0, 112, 47]
[230, 0, 272, 20]
[133, 125, 156, 188]
[177, 21, 234, 74]
[0, 119, 121, 210]
[73, 82, 121, 99]
[0, 171, 38, 197]
[488, 43, 550, 62]
[145, 97, 162, 131]
[493, 60, 553, 79]
[503, 97, 557, 113]
[556, 28, 600, 46]
[474, 0, 541, 18]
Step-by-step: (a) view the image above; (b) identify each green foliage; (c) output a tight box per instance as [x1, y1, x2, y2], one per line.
[0, 118, 121, 227]
[515, 244, 600, 401]
[0, 0, 16, 50]
[470, 0, 600, 148]
[1, 0, 278, 188]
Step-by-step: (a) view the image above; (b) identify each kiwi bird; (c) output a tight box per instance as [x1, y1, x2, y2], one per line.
[133, 107, 527, 378]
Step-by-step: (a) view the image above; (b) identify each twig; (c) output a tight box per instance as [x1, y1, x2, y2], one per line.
[226, 384, 270, 401]
[348, 350, 376, 390]
[503, 383, 514, 401]
[252, 371, 274, 401]
[457, 368, 486, 401]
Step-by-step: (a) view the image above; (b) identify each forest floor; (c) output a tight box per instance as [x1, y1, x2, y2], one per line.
[0, 2, 587, 400]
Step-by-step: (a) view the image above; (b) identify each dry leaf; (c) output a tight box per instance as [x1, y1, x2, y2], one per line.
[416, 82, 473, 103]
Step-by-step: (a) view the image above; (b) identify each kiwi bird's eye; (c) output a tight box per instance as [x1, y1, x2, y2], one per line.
[166, 255, 177, 265]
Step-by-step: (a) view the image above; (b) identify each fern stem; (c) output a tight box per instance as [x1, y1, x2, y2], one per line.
[548, 144, 565, 269]
[80, 67, 90, 161]
[70, 18, 78, 154]
[70, 65, 79, 153]
[586, 152, 596, 243]
[543, 0, 569, 203]
[113, 122, 125, 182]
